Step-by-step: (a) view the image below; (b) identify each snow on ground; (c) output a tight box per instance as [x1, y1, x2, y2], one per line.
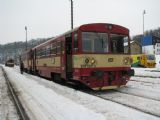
[98, 91, 160, 117]
[131, 76, 160, 84]
[2, 65, 160, 120]
[22, 72, 160, 120]
[156, 55, 160, 69]
[127, 79, 160, 93]
[0, 67, 19, 120]
[133, 67, 160, 77]
[118, 86, 160, 101]
[2, 66, 105, 120]
[116, 68, 160, 108]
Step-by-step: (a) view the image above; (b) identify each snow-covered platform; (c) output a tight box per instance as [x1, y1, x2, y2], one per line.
[1, 65, 160, 120]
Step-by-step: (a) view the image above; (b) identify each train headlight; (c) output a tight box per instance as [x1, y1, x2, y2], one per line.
[123, 57, 129, 65]
[91, 58, 96, 64]
[85, 58, 89, 64]
[124, 59, 128, 63]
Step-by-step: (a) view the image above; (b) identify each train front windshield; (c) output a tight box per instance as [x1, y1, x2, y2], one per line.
[82, 32, 108, 53]
[82, 32, 129, 53]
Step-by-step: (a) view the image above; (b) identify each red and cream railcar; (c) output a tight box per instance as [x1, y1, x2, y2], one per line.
[21, 23, 134, 90]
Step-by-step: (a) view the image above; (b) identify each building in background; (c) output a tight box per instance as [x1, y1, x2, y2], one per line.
[124, 41, 142, 54]
[141, 35, 160, 68]
[141, 35, 160, 55]
[130, 41, 142, 54]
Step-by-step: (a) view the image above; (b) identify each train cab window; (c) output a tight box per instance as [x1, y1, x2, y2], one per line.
[82, 32, 108, 53]
[110, 34, 129, 54]
[74, 33, 78, 52]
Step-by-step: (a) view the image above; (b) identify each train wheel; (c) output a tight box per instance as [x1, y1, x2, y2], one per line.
[52, 73, 61, 83]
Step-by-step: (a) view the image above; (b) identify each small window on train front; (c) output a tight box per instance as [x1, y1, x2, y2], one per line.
[110, 34, 128, 54]
[74, 33, 78, 52]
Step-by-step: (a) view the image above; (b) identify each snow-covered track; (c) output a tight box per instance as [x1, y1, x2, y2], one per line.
[1, 66, 29, 120]
[130, 77, 160, 84]
[117, 86, 160, 101]
[91, 90, 160, 118]
[134, 74, 160, 78]
[130, 79, 160, 84]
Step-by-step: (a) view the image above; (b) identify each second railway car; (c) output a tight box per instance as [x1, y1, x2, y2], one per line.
[5, 58, 15, 67]
[20, 23, 134, 90]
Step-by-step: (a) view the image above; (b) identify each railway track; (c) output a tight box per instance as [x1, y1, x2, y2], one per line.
[128, 78, 160, 92]
[112, 87, 160, 102]
[116, 86, 160, 101]
[1, 66, 29, 120]
[134, 75, 160, 78]
[89, 89, 160, 118]
[130, 79, 160, 84]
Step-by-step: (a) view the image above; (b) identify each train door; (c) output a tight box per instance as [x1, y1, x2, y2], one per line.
[65, 33, 73, 79]
[28, 50, 32, 73]
[32, 49, 36, 73]
[29, 50, 34, 73]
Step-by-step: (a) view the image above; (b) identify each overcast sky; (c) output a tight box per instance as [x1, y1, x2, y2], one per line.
[0, 0, 160, 44]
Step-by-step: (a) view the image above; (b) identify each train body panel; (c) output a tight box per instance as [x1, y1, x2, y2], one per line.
[73, 54, 131, 68]
[36, 56, 61, 67]
[73, 67, 132, 90]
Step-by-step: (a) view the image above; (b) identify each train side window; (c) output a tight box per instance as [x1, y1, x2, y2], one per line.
[74, 33, 78, 52]
[37, 49, 40, 57]
[46, 45, 51, 56]
[57, 42, 61, 54]
[61, 41, 64, 52]
[42, 48, 46, 56]
[39, 49, 42, 56]
[51, 43, 57, 55]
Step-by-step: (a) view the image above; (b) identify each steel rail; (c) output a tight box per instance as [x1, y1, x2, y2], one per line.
[134, 75, 160, 78]
[87, 90, 160, 118]
[1, 67, 29, 120]
[130, 79, 160, 84]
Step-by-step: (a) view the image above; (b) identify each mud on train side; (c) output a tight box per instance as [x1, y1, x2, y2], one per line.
[20, 23, 134, 90]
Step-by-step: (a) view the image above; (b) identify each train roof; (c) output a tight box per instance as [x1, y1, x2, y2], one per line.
[33, 23, 129, 49]
[33, 26, 79, 49]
